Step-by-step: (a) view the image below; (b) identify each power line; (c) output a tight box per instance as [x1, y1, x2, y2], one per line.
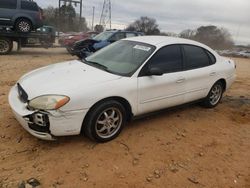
[99, 0, 111, 30]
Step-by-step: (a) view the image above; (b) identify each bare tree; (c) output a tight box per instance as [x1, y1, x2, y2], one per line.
[160, 32, 178, 37]
[194, 26, 234, 49]
[179, 26, 234, 49]
[126, 16, 160, 35]
[179, 29, 196, 39]
[42, 6, 89, 32]
[94, 25, 104, 33]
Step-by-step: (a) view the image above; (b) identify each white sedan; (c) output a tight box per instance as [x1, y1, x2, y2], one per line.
[9, 36, 236, 142]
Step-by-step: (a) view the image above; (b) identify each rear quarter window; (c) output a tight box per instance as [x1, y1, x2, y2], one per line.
[206, 50, 216, 65]
[0, 0, 17, 9]
[21, 1, 39, 11]
[183, 45, 211, 70]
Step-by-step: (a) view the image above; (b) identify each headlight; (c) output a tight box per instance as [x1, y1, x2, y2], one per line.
[28, 95, 70, 110]
[68, 36, 74, 39]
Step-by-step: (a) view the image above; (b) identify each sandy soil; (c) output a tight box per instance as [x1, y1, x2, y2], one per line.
[0, 48, 250, 188]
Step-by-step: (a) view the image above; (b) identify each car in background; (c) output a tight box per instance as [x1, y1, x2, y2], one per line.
[0, 0, 43, 33]
[59, 31, 98, 48]
[9, 36, 236, 142]
[24, 26, 56, 47]
[68, 30, 144, 58]
[238, 51, 250, 58]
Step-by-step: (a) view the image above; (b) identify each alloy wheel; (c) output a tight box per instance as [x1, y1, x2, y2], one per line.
[95, 107, 123, 139]
[0, 40, 9, 53]
[209, 84, 222, 105]
[18, 21, 31, 32]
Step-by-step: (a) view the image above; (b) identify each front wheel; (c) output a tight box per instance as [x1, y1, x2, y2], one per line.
[202, 82, 223, 108]
[84, 100, 127, 142]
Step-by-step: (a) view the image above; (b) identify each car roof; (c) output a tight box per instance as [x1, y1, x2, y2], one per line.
[123, 36, 214, 50]
[105, 30, 141, 34]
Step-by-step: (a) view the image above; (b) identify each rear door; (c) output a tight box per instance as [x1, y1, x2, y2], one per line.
[0, 0, 17, 25]
[182, 44, 217, 103]
[138, 45, 186, 114]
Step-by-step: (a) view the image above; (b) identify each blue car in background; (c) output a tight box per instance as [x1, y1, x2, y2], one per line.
[68, 30, 143, 58]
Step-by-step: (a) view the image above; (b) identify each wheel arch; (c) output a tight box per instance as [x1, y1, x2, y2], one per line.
[81, 96, 133, 133]
[217, 78, 227, 92]
[14, 16, 34, 28]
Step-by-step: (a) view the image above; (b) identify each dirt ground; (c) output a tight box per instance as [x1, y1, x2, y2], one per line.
[0, 48, 250, 188]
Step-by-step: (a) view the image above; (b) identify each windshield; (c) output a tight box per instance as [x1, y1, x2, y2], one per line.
[93, 31, 115, 41]
[85, 40, 156, 76]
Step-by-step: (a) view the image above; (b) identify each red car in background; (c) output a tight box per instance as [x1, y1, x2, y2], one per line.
[59, 31, 98, 48]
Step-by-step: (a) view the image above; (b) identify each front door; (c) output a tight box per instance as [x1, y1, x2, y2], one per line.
[138, 44, 186, 115]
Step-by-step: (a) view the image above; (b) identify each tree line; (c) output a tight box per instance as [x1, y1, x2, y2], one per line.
[42, 5, 235, 50]
[127, 17, 235, 50]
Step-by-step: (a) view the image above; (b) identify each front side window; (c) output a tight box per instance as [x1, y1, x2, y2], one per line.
[183, 45, 210, 70]
[85, 40, 156, 76]
[0, 0, 17, 9]
[145, 45, 183, 74]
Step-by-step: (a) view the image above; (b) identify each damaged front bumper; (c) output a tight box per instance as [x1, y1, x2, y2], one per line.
[8, 85, 88, 141]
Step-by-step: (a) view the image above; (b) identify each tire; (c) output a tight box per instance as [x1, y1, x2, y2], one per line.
[15, 18, 32, 33]
[0, 38, 13, 55]
[202, 81, 223, 108]
[84, 100, 127, 142]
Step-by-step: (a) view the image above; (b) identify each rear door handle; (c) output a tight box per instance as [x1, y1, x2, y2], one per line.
[176, 78, 186, 83]
[210, 72, 216, 76]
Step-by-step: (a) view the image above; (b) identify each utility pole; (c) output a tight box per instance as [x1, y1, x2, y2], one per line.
[100, 0, 112, 30]
[92, 6, 95, 31]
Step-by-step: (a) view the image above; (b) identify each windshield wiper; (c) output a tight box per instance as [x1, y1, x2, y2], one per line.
[82, 59, 111, 73]
[88, 61, 108, 70]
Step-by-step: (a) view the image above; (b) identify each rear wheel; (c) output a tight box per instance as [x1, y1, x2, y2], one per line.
[202, 81, 223, 108]
[0, 38, 13, 55]
[15, 18, 32, 33]
[84, 100, 126, 142]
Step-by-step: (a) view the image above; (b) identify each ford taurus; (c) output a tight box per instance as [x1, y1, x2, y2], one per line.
[8, 36, 236, 142]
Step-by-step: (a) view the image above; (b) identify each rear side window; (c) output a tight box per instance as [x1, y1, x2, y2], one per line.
[21, 1, 39, 11]
[148, 45, 183, 74]
[183, 45, 210, 70]
[0, 0, 17, 9]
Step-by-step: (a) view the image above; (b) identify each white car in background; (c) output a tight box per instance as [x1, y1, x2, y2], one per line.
[238, 51, 250, 58]
[9, 36, 236, 142]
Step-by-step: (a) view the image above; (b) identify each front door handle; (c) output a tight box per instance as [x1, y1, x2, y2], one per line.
[176, 78, 186, 83]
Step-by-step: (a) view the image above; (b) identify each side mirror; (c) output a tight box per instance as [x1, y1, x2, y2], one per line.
[147, 67, 163, 76]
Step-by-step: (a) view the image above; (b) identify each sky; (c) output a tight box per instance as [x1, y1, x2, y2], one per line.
[37, 0, 250, 45]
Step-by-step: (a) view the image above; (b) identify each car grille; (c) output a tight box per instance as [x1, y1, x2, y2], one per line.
[17, 83, 28, 103]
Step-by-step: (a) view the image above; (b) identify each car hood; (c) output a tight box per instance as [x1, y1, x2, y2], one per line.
[18, 60, 121, 100]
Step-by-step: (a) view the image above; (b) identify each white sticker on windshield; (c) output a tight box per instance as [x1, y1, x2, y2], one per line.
[133, 45, 151, 51]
